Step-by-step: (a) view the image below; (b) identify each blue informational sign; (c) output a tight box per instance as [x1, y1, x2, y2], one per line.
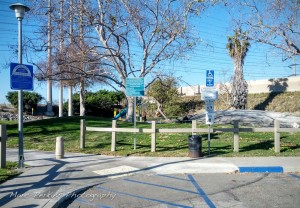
[126, 78, 145, 97]
[206, 70, 214, 87]
[10, 63, 34, 91]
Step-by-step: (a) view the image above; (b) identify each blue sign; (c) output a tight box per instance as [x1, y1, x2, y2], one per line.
[126, 78, 144, 97]
[206, 70, 214, 87]
[10, 63, 34, 91]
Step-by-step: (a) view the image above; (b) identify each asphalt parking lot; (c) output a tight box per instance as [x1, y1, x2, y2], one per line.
[2, 150, 299, 208]
[63, 173, 300, 208]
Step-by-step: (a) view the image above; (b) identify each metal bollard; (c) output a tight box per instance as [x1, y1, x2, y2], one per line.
[0, 125, 7, 168]
[55, 136, 64, 159]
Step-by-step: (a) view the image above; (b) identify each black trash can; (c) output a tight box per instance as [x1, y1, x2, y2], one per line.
[188, 135, 202, 158]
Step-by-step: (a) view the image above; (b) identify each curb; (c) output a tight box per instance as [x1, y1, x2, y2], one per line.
[238, 166, 284, 173]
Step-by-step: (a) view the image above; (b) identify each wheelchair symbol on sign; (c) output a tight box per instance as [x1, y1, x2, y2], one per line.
[207, 70, 213, 78]
[206, 70, 214, 87]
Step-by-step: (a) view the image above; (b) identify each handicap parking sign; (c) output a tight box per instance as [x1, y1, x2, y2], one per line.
[206, 70, 214, 87]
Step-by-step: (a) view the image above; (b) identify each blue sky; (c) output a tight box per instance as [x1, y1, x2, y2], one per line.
[0, 1, 298, 104]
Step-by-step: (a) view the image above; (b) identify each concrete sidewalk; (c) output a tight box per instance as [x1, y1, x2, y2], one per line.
[0, 149, 299, 208]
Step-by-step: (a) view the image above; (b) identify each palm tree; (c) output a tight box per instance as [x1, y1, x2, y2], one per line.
[227, 29, 250, 109]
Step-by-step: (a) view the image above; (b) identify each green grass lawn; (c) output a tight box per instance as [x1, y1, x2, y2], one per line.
[0, 116, 299, 157]
[0, 161, 20, 184]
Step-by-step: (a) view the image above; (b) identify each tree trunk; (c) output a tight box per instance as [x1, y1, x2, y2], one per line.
[46, 79, 53, 116]
[59, 80, 63, 117]
[157, 103, 169, 120]
[231, 58, 248, 109]
[126, 96, 134, 122]
[80, 79, 85, 116]
[68, 85, 73, 116]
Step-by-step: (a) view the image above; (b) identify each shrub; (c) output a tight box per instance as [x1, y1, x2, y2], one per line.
[64, 90, 125, 117]
[6, 91, 43, 113]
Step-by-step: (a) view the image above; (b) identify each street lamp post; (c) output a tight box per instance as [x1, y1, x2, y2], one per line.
[10, 3, 30, 168]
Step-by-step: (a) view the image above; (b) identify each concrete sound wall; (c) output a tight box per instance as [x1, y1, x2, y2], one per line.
[178, 76, 300, 96]
[247, 76, 300, 93]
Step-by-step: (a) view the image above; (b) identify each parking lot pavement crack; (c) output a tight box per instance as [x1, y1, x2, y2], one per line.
[225, 190, 241, 202]
[209, 173, 269, 196]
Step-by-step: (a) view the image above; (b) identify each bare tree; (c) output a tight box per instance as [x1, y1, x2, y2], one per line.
[227, 29, 250, 109]
[83, 0, 213, 121]
[226, 0, 299, 59]
[52, 37, 109, 115]
[25, 0, 109, 116]
[24, 0, 215, 119]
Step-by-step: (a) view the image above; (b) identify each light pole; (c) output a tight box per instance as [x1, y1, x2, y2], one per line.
[10, 3, 30, 168]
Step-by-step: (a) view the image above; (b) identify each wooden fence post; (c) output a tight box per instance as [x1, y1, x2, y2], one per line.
[233, 121, 239, 152]
[274, 120, 280, 153]
[0, 125, 7, 168]
[111, 120, 117, 152]
[151, 121, 156, 152]
[80, 119, 86, 149]
[192, 120, 197, 136]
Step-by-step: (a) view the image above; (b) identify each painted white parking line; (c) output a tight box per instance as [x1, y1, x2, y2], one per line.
[93, 165, 139, 179]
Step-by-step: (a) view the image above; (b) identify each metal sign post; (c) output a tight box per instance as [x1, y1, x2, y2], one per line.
[10, 3, 31, 168]
[208, 124, 211, 155]
[202, 89, 217, 155]
[206, 108, 214, 155]
[125, 78, 145, 150]
[133, 97, 137, 150]
[203, 70, 217, 155]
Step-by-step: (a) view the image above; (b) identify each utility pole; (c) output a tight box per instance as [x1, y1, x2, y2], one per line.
[293, 56, 297, 76]
[289, 57, 298, 77]
[58, 0, 64, 117]
[68, 0, 73, 116]
[79, 0, 85, 116]
[46, 0, 54, 116]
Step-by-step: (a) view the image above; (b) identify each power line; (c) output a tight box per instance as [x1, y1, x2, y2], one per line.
[0, 21, 40, 27]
